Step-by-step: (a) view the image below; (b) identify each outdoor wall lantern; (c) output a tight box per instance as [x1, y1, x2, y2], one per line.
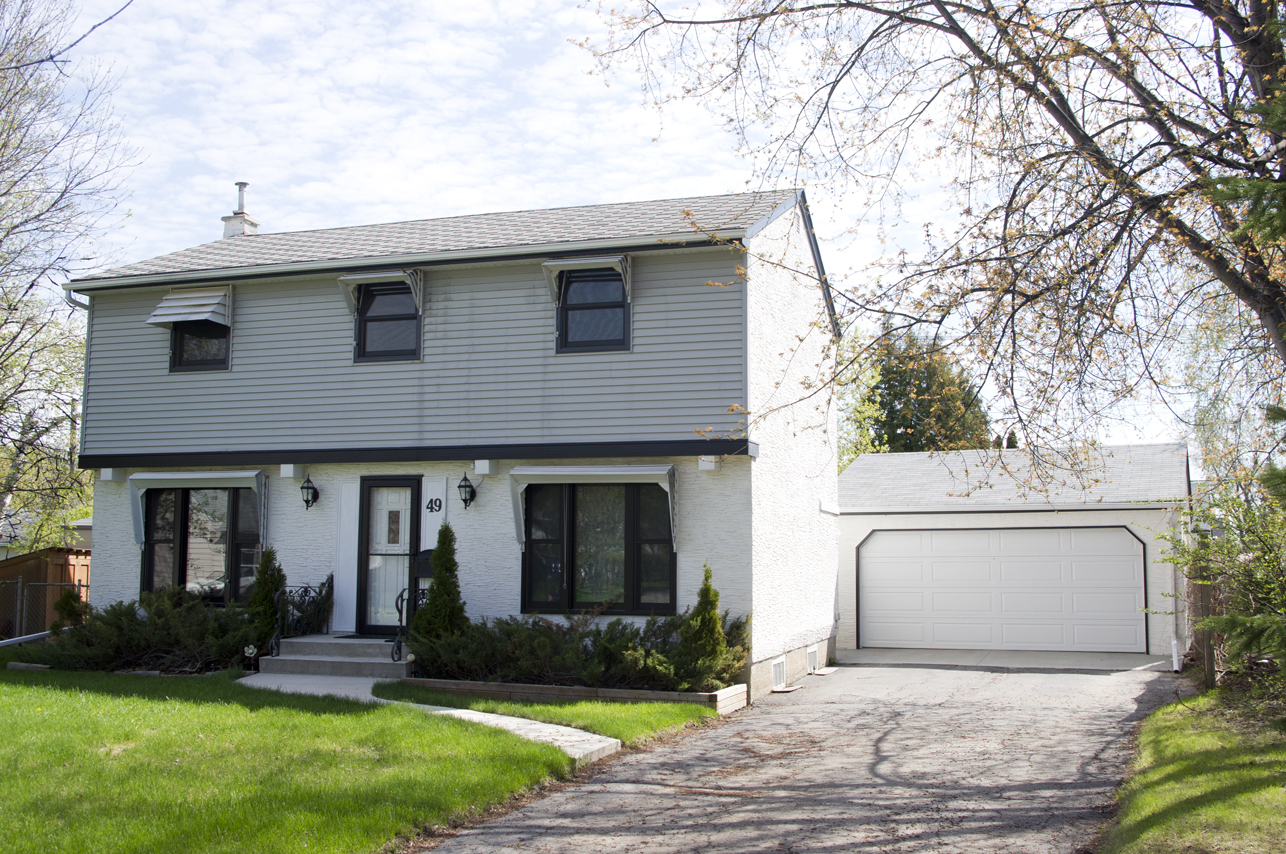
[300, 475, 320, 510]
[457, 473, 477, 509]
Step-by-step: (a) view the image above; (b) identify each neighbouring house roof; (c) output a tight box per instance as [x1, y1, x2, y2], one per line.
[838, 443, 1191, 513]
[68, 190, 803, 288]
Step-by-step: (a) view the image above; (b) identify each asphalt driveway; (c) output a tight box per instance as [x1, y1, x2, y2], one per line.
[431, 662, 1180, 853]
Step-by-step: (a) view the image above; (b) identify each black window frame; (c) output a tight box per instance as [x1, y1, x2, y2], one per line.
[354, 281, 421, 362]
[169, 320, 230, 372]
[556, 268, 630, 353]
[141, 487, 260, 605]
[521, 483, 676, 616]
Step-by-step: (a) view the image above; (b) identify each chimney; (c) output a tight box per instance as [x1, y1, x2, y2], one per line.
[220, 181, 260, 238]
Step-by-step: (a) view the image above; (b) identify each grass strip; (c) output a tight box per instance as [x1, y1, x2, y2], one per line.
[1102, 691, 1286, 854]
[1, 667, 570, 854]
[372, 680, 716, 746]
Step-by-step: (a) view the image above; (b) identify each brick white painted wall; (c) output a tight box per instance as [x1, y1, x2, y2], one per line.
[85, 456, 755, 625]
[836, 508, 1187, 655]
[744, 207, 841, 664]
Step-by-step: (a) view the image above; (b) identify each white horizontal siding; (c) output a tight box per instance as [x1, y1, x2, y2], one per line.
[82, 250, 748, 455]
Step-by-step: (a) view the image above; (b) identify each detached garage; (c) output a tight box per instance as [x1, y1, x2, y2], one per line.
[837, 444, 1190, 657]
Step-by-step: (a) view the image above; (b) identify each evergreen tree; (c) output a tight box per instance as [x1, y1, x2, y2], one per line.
[246, 546, 286, 648]
[413, 523, 468, 641]
[865, 332, 991, 453]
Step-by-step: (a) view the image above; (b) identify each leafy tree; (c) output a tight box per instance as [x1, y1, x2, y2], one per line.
[412, 523, 467, 641]
[835, 332, 885, 470]
[595, 3, 1286, 453]
[864, 331, 990, 453]
[0, 0, 130, 551]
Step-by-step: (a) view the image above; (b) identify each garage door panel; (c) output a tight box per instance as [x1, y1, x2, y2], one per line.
[859, 527, 1145, 652]
[1000, 560, 1065, 583]
[1000, 592, 1066, 613]
[861, 560, 926, 584]
[933, 591, 992, 612]
[1001, 623, 1066, 646]
[862, 531, 925, 556]
[1072, 592, 1142, 616]
[865, 591, 926, 613]
[930, 530, 991, 554]
[864, 621, 926, 644]
[930, 561, 993, 582]
[1070, 528, 1139, 554]
[932, 622, 994, 644]
[999, 529, 1063, 553]
[1072, 623, 1142, 648]
[1071, 560, 1142, 585]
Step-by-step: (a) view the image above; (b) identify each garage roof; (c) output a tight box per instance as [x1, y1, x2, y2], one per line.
[839, 443, 1190, 513]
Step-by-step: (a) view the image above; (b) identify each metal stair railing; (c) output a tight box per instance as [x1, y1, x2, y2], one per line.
[268, 576, 334, 657]
[391, 586, 430, 663]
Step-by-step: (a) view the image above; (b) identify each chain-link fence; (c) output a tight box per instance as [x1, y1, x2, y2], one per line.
[0, 578, 86, 640]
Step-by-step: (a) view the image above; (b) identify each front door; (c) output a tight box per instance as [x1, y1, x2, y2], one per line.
[357, 477, 420, 635]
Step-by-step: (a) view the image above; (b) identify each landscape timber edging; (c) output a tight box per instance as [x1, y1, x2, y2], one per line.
[400, 677, 749, 715]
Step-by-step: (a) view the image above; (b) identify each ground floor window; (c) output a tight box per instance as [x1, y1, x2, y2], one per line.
[143, 487, 260, 603]
[523, 482, 674, 614]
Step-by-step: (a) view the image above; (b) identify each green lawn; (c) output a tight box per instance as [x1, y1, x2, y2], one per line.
[371, 681, 716, 746]
[0, 666, 571, 854]
[1102, 690, 1286, 854]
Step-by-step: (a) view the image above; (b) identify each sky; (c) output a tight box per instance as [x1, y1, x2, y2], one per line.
[66, 0, 1184, 448]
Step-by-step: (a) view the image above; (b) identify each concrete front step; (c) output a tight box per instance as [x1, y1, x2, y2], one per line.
[259, 653, 409, 679]
[279, 636, 395, 659]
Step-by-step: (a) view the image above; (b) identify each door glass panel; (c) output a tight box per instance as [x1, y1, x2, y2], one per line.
[186, 489, 229, 600]
[528, 484, 561, 541]
[529, 543, 562, 605]
[638, 543, 671, 605]
[574, 485, 625, 606]
[367, 486, 412, 627]
[151, 543, 176, 590]
[638, 484, 671, 540]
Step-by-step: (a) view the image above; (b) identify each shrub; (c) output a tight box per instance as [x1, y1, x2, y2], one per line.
[19, 587, 256, 673]
[246, 546, 287, 649]
[412, 523, 468, 642]
[405, 565, 749, 692]
[48, 587, 92, 634]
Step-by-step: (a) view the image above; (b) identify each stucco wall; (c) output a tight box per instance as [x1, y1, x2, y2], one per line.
[744, 205, 840, 668]
[837, 508, 1186, 656]
[86, 455, 754, 627]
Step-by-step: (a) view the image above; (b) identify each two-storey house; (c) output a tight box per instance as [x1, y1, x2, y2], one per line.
[66, 189, 840, 697]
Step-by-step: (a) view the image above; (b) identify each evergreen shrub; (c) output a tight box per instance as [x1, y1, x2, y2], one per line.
[411, 523, 468, 642]
[406, 563, 749, 692]
[246, 546, 287, 649]
[19, 587, 256, 673]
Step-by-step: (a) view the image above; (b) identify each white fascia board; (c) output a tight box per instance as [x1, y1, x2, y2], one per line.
[63, 230, 748, 294]
[838, 501, 1185, 515]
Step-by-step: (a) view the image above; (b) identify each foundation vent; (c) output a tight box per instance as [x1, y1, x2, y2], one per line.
[771, 656, 787, 691]
[807, 645, 819, 674]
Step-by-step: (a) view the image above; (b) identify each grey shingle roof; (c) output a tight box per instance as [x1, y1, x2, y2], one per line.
[838, 443, 1190, 511]
[74, 190, 800, 284]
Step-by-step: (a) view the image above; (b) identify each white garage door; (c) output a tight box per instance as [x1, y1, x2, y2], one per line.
[859, 527, 1146, 652]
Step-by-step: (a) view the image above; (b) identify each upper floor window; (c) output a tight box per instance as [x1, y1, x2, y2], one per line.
[356, 282, 420, 361]
[558, 269, 629, 353]
[171, 320, 230, 372]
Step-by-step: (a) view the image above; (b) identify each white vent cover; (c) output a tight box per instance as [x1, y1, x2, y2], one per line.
[807, 645, 819, 674]
[771, 656, 787, 691]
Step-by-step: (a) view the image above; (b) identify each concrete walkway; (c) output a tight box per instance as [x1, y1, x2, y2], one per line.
[239, 672, 620, 765]
[430, 661, 1181, 853]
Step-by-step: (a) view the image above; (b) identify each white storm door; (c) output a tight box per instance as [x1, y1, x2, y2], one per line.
[858, 526, 1146, 652]
[359, 480, 417, 633]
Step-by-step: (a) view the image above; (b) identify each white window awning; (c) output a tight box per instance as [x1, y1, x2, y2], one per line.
[128, 471, 264, 544]
[146, 287, 231, 328]
[337, 269, 422, 316]
[541, 255, 632, 304]
[508, 464, 676, 552]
